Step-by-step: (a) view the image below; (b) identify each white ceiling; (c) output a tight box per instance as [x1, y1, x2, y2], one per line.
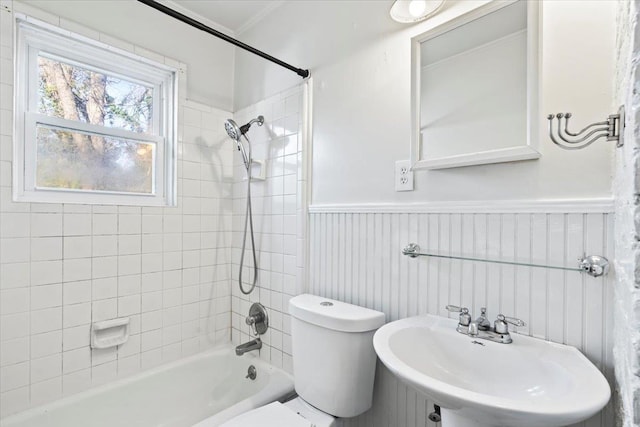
[165, 0, 285, 35]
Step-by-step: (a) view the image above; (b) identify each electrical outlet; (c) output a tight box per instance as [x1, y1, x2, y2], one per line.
[395, 160, 414, 192]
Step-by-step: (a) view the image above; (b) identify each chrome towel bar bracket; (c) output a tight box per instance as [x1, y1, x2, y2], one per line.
[547, 105, 624, 150]
[402, 243, 609, 277]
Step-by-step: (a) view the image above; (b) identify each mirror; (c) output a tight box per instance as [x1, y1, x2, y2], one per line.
[410, 0, 540, 169]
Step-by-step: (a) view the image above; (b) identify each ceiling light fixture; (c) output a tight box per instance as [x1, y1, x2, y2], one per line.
[390, 0, 445, 23]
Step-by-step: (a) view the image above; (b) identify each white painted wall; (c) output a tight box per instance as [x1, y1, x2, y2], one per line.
[235, 0, 616, 205]
[18, 0, 236, 110]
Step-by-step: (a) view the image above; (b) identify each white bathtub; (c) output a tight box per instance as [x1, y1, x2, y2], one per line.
[1, 345, 294, 427]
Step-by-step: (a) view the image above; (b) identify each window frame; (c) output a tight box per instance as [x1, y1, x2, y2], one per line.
[14, 16, 178, 206]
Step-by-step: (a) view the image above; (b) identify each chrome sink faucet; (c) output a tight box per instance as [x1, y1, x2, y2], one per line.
[445, 305, 525, 344]
[475, 307, 491, 331]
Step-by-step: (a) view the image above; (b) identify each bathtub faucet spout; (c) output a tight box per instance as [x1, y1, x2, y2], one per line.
[235, 338, 262, 356]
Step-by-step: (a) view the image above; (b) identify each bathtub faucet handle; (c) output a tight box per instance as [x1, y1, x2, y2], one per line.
[245, 303, 269, 336]
[245, 315, 257, 335]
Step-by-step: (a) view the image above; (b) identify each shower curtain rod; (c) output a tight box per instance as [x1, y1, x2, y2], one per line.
[136, 0, 310, 79]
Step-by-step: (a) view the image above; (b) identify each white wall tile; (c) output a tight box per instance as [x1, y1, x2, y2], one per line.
[0, 288, 29, 315]
[92, 215, 118, 235]
[63, 236, 91, 259]
[63, 214, 91, 236]
[30, 261, 62, 286]
[1, 238, 29, 263]
[31, 237, 63, 261]
[30, 377, 62, 407]
[62, 368, 91, 396]
[31, 284, 62, 310]
[30, 308, 62, 335]
[0, 6, 233, 414]
[0, 386, 29, 418]
[92, 235, 117, 257]
[63, 259, 91, 282]
[30, 354, 61, 383]
[91, 278, 116, 301]
[30, 214, 62, 237]
[62, 303, 91, 328]
[0, 362, 30, 392]
[1, 213, 30, 238]
[0, 313, 29, 342]
[0, 263, 29, 289]
[62, 325, 89, 352]
[0, 338, 29, 367]
[63, 281, 91, 305]
[30, 332, 61, 360]
[62, 347, 90, 374]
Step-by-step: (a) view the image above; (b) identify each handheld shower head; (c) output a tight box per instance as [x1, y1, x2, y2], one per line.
[224, 119, 242, 141]
[225, 115, 265, 171]
[224, 116, 264, 141]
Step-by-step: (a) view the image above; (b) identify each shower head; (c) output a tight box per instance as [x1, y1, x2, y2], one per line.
[224, 116, 264, 141]
[225, 115, 265, 171]
[225, 119, 242, 141]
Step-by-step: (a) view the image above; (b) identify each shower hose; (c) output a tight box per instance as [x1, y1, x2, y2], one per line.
[238, 139, 258, 295]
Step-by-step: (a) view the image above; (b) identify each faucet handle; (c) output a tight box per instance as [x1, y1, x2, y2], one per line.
[494, 314, 525, 334]
[445, 305, 471, 326]
[499, 314, 525, 327]
[445, 305, 468, 313]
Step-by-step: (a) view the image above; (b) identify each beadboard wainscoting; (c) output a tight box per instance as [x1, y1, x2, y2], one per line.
[309, 208, 615, 427]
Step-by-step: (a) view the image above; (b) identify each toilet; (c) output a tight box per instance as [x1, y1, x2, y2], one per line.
[221, 293, 385, 427]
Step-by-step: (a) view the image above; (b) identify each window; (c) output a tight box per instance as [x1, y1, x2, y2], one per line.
[14, 17, 177, 206]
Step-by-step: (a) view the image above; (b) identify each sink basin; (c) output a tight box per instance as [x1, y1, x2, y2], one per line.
[373, 315, 610, 427]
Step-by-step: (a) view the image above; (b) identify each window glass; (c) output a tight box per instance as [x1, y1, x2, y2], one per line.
[38, 55, 154, 134]
[36, 125, 155, 194]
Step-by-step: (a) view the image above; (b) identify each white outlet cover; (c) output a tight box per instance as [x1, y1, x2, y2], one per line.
[395, 160, 414, 192]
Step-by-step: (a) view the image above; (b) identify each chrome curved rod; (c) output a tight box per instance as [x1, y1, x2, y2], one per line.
[561, 113, 609, 137]
[547, 116, 607, 150]
[554, 133, 608, 150]
[551, 113, 608, 145]
[558, 121, 609, 144]
[547, 106, 624, 150]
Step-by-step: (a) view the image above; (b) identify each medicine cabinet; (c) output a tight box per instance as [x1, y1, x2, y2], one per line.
[410, 0, 540, 169]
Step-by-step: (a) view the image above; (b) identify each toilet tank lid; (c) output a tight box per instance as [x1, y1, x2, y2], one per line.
[289, 294, 385, 332]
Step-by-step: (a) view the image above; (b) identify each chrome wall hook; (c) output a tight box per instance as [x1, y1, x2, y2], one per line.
[547, 105, 624, 150]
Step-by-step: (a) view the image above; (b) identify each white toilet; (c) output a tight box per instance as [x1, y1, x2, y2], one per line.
[222, 293, 385, 427]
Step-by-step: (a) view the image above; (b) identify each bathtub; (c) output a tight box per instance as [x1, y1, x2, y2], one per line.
[1, 345, 294, 427]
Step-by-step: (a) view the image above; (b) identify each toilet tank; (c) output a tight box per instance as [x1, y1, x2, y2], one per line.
[289, 294, 385, 418]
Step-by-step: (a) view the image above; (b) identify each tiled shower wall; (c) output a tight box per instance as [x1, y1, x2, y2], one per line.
[0, 4, 234, 417]
[230, 85, 308, 373]
[309, 210, 615, 427]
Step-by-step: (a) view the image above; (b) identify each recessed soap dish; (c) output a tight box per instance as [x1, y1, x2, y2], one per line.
[243, 159, 266, 181]
[90, 317, 130, 349]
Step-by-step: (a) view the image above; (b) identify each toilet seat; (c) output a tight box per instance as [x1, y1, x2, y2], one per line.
[220, 398, 336, 427]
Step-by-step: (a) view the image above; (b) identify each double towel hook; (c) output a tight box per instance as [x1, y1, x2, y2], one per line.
[547, 105, 624, 150]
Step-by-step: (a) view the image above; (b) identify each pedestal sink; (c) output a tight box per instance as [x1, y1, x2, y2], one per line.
[373, 315, 610, 427]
